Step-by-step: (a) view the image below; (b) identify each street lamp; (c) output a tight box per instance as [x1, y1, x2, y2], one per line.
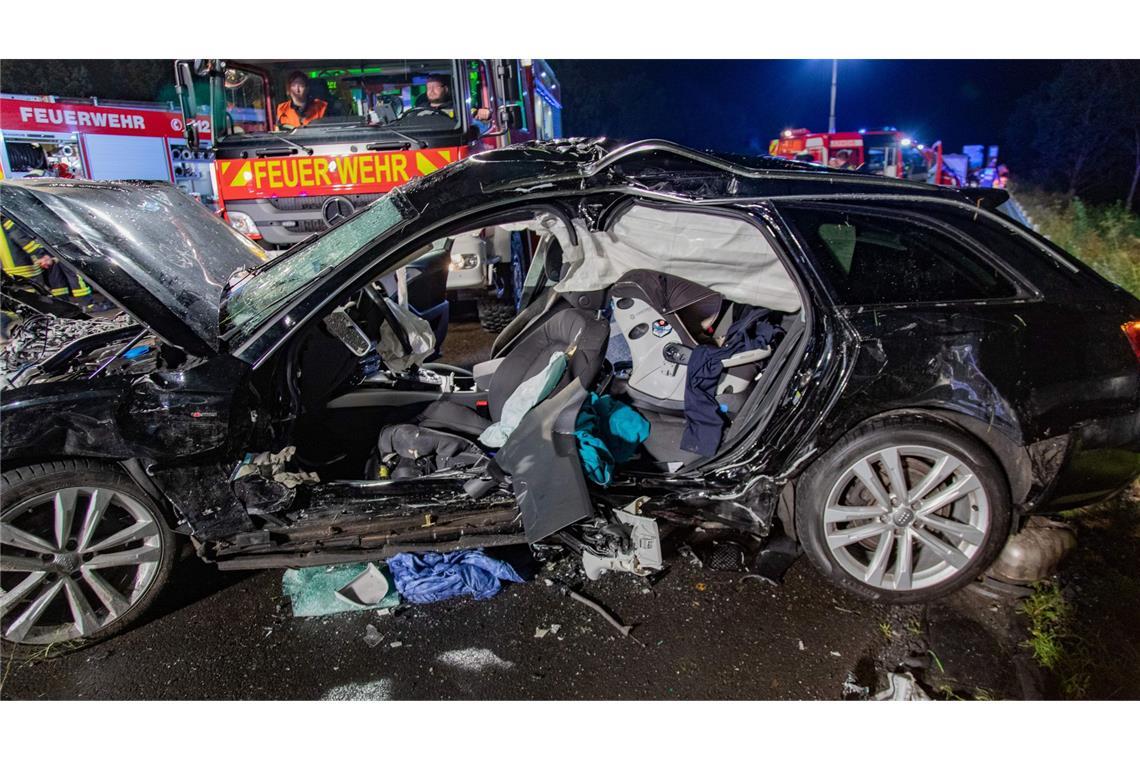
[828, 59, 838, 134]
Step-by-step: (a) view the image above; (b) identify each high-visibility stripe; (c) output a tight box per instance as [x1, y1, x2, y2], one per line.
[50, 287, 69, 296]
[72, 275, 93, 297]
[0, 231, 33, 276]
[22, 240, 42, 254]
[2, 219, 13, 230]
[415, 152, 442, 175]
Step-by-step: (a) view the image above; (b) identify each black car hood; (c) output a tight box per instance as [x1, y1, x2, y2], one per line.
[0, 179, 265, 355]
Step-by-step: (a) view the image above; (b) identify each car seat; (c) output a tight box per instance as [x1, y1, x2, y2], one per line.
[610, 270, 772, 412]
[375, 308, 609, 478]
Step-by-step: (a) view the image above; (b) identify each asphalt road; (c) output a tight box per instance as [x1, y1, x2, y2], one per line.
[0, 313, 1034, 700]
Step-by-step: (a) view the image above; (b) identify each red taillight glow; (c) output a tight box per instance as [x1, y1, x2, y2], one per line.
[1123, 321, 1140, 362]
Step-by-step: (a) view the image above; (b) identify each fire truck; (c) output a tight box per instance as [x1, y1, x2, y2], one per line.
[0, 93, 214, 200]
[174, 59, 563, 330]
[768, 127, 962, 186]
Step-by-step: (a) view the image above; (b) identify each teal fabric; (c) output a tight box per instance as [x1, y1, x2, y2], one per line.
[575, 393, 650, 485]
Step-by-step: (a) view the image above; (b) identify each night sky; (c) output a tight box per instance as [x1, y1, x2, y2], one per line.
[1, 58, 1067, 159]
[551, 59, 1064, 155]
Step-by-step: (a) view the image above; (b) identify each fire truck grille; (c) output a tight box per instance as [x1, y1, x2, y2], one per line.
[269, 193, 387, 211]
[297, 219, 327, 233]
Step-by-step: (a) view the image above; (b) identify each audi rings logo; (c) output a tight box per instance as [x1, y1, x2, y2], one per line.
[322, 197, 355, 227]
[170, 117, 183, 131]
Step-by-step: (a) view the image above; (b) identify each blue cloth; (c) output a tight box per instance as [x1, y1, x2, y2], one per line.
[386, 549, 526, 604]
[575, 392, 650, 485]
[681, 307, 784, 457]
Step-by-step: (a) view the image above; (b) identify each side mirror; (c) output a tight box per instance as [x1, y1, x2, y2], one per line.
[174, 60, 200, 150]
[498, 103, 522, 131]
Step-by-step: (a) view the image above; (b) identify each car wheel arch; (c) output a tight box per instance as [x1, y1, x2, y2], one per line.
[782, 407, 1031, 540]
[2, 457, 184, 532]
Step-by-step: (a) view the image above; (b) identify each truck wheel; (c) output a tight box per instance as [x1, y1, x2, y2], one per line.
[794, 418, 1011, 604]
[477, 297, 516, 332]
[1, 460, 176, 659]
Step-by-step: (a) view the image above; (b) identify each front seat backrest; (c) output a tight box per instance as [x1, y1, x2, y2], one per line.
[488, 308, 609, 422]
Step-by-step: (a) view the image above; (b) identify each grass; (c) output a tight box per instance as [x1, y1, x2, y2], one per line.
[1011, 187, 1140, 297]
[1020, 483, 1140, 699]
[1019, 581, 1094, 699]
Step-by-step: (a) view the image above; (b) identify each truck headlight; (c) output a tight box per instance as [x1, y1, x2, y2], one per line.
[226, 211, 262, 240]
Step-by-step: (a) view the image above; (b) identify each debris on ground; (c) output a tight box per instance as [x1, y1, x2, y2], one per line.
[841, 672, 870, 699]
[677, 544, 704, 568]
[746, 534, 802, 584]
[282, 563, 400, 617]
[363, 624, 384, 648]
[873, 671, 932, 701]
[336, 563, 392, 607]
[547, 579, 643, 645]
[387, 549, 526, 604]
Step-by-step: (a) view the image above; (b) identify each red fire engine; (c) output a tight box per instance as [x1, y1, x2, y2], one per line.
[0, 93, 214, 200]
[769, 127, 961, 186]
[174, 59, 563, 329]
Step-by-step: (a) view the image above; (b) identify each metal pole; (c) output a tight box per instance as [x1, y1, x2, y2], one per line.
[828, 59, 838, 133]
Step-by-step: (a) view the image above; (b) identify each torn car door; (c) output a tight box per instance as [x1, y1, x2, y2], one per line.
[494, 379, 595, 542]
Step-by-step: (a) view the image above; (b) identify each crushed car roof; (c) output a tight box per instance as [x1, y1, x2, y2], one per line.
[397, 138, 1010, 210]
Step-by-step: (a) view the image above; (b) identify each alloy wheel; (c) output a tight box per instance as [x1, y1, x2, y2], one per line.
[822, 445, 991, 592]
[1, 486, 164, 646]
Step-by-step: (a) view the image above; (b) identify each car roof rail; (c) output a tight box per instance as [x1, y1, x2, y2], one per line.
[588, 139, 948, 195]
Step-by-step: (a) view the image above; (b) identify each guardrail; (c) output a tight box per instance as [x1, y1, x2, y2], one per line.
[1003, 193, 1039, 232]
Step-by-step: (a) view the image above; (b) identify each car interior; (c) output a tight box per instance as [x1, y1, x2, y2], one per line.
[259, 202, 807, 495]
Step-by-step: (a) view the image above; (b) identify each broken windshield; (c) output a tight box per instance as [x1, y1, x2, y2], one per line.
[221, 192, 414, 344]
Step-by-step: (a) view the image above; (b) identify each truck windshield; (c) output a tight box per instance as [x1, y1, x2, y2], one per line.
[220, 191, 413, 343]
[220, 59, 466, 138]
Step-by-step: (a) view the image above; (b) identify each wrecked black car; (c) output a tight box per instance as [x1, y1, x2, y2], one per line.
[2, 138, 1139, 652]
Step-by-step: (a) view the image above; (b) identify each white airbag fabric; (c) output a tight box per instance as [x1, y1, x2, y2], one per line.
[554, 205, 802, 313]
[376, 297, 435, 372]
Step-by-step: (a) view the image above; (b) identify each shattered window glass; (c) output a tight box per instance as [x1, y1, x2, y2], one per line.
[222, 194, 410, 341]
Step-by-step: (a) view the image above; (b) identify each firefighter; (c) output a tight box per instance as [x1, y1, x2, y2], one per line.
[0, 214, 44, 282]
[275, 70, 328, 129]
[415, 74, 491, 122]
[1, 214, 93, 306]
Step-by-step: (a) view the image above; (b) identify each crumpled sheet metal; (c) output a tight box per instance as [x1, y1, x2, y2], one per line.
[873, 672, 932, 701]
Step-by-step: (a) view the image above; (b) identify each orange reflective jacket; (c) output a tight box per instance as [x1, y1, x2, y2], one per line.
[276, 98, 328, 128]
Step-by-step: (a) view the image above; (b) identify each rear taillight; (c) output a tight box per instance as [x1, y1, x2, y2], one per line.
[1123, 321, 1140, 362]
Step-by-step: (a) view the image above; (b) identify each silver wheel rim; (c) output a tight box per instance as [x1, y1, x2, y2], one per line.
[822, 444, 990, 592]
[1, 485, 163, 646]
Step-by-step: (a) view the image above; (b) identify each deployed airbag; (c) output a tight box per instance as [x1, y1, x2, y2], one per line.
[554, 205, 802, 313]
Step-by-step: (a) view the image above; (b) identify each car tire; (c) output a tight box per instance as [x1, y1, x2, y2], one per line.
[1, 460, 176, 660]
[794, 417, 1011, 604]
[477, 297, 516, 333]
